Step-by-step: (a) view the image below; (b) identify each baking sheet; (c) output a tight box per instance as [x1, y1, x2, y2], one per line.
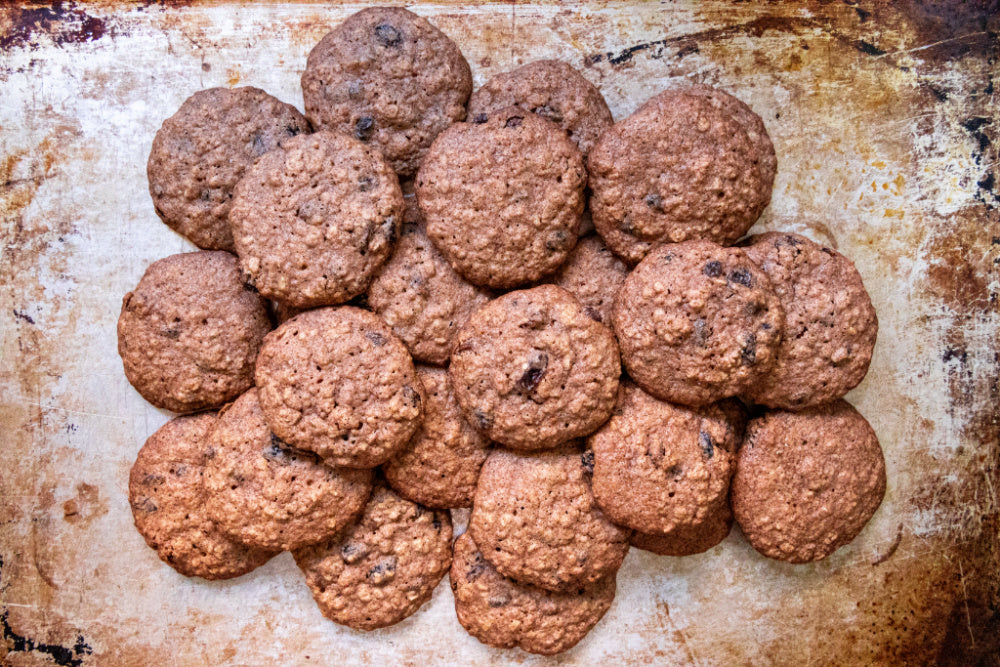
[1, 1, 998, 664]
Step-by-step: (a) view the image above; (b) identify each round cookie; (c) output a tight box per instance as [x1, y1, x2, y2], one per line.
[613, 240, 784, 406]
[589, 89, 771, 264]
[203, 389, 373, 552]
[549, 234, 629, 325]
[682, 83, 777, 199]
[147, 86, 310, 251]
[450, 285, 620, 450]
[383, 366, 491, 509]
[117, 251, 271, 413]
[416, 108, 587, 289]
[630, 503, 733, 557]
[368, 194, 492, 365]
[229, 131, 404, 309]
[467, 59, 614, 156]
[451, 533, 616, 656]
[255, 307, 423, 468]
[741, 232, 878, 410]
[129, 413, 276, 579]
[588, 382, 739, 535]
[301, 7, 472, 177]
[469, 447, 630, 593]
[730, 400, 887, 563]
[293, 485, 452, 631]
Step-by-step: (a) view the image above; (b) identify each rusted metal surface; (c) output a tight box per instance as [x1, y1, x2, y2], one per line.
[1, 1, 997, 664]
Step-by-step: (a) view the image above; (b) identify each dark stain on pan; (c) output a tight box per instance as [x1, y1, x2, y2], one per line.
[1, 609, 93, 667]
[0, 2, 108, 51]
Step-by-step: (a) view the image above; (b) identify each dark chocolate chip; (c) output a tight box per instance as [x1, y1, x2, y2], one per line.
[367, 556, 398, 585]
[133, 497, 158, 513]
[531, 104, 563, 123]
[692, 318, 709, 346]
[644, 193, 664, 211]
[358, 175, 377, 192]
[505, 115, 524, 128]
[374, 23, 402, 47]
[355, 116, 375, 142]
[251, 132, 267, 156]
[402, 385, 421, 409]
[665, 463, 683, 480]
[466, 554, 486, 581]
[488, 594, 510, 608]
[341, 540, 369, 564]
[545, 229, 569, 252]
[162, 327, 181, 340]
[699, 431, 715, 458]
[381, 215, 397, 246]
[584, 306, 603, 323]
[518, 351, 548, 392]
[472, 112, 488, 124]
[472, 409, 494, 431]
[142, 473, 166, 487]
[821, 247, 835, 255]
[703, 260, 722, 277]
[740, 333, 757, 365]
[285, 124, 302, 137]
[581, 450, 595, 474]
[365, 331, 386, 346]
[728, 268, 753, 287]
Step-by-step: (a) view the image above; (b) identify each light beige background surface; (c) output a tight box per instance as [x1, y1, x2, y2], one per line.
[1, 1, 997, 664]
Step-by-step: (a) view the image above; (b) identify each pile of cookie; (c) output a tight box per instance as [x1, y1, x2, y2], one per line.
[121, 7, 885, 655]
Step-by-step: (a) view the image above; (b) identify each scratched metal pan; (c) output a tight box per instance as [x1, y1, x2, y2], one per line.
[1, 1, 997, 664]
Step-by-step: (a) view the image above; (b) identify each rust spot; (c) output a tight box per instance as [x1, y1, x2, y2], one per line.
[61, 482, 107, 526]
[0, 2, 108, 51]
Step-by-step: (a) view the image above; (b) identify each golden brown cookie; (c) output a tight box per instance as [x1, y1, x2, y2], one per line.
[469, 447, 630, 593]
[613, 240, 784, 406]
[367, 194, 492, 365]
[450, 285, 620, 450]
[229, 131, 404, 309]
[293, 485, 452, 631]
[467, 59, 613, 156]
[203, 389, 373, 551]
[589, 89, 772, 264]
[129, 413, 276, 579]
[741, 232, 878, 410]
[549, 234, 629, 325]
[730, 400, 886, 563]
[382, 366, 491, 509]
[588, 382, 738, 536]
[416, 108, 586, 289]
[147, 86, 310, 251]
[451, 533, 616, 656]
[117, 251, 271, 413]
[255, 307, 423, 468]
[301, 7, 472, 177]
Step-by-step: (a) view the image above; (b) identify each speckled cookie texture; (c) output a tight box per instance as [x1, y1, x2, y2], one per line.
[450, 285, 621, 450]
[147, 86, 310, 251]
[741, 232, 878, 409]
[588, 382, 738, 536]
[301, 6, 472, 177]
[383, 366, 491, 509]
[630, 504, 733, 557]
[469, 447, 630, 593]
[117, 251, 271, 413]
[613, 240, 784, 406]
[416, 108, 587, 289]
[550, 234, 629, 325]
[681, 83, 777, 199]
[451, 533, 616, 656]
[368, 194, 492, 365]
[589, 89, 772, 264]
[229, 131, 404, 309]
[203, 389, 373, 552]
[129, 413, 276, 579]
[255, 307, 423, 468]
[293, 485, 452, 631]
[467, 59, 614, 157]
[731, 400, 886, 563]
